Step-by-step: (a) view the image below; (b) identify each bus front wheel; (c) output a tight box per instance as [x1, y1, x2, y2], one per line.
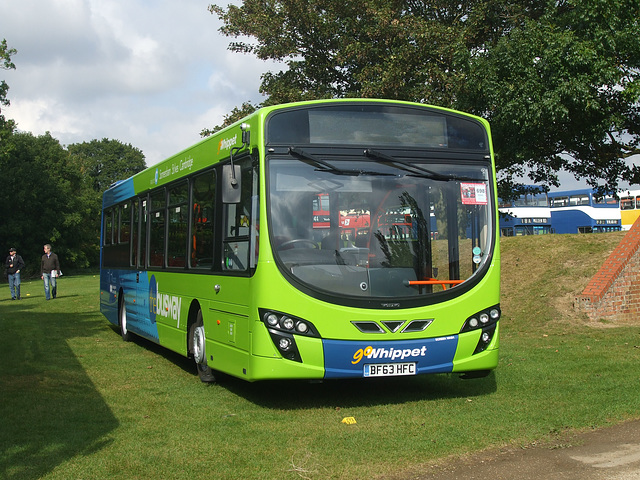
[190, 310, 216, 383]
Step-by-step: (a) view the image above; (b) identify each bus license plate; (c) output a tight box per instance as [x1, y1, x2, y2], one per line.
[363, 363, 416, 377]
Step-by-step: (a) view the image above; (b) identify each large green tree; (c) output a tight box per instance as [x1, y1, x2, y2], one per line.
[66, 139, 146, 266]
[462, 1, 640, 193]
[0, 132, 92, 272]
[67, 138, 146, 193]
[209, 0, 640, 194]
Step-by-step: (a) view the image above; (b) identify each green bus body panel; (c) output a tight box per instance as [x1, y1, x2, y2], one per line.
[101, 99, 501, 382]
[137, 255, 500, 381]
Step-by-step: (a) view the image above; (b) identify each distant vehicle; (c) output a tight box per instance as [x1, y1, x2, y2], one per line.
[547, 189, 621, 234]
[619, 189, 640, 230]
[498, 188, 551, 236]
[499, 188, 622, 235]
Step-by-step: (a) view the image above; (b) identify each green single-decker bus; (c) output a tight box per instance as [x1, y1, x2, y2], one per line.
[100, 99, 501, 382]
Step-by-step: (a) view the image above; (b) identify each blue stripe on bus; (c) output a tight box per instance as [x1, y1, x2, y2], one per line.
[103, 178, 136, 207]
[103, 269, 160, 342]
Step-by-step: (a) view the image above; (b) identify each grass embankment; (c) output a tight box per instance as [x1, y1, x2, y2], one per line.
[1, 232, 639, 480]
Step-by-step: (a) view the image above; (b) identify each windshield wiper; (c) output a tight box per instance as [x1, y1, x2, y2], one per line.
[364, 149, 485, 182]
[288, 147, 394, 177]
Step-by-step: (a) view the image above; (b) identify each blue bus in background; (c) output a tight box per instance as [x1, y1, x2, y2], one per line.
[547, 189, 621, 234]
[498, 188, 551, 236]
[499, 188, 622, 236]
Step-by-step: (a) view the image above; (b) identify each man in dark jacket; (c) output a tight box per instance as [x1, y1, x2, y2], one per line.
[41, 244, 60, 300]
[5, 247, 25, 300]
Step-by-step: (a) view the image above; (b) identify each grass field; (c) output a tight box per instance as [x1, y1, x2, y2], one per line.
[1, 232, 639, 480]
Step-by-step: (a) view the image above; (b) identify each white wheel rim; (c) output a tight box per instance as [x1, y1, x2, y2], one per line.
[193, 325, 206, 364]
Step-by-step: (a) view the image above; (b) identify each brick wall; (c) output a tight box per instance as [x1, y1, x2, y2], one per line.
[574, 216, 640, 322]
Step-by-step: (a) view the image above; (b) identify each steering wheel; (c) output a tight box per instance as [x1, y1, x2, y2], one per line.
[277, 239, 319, 250]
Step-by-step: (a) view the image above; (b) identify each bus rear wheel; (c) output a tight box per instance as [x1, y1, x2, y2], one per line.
[190, 310, 216, 383]
[119, 295, 131, 342]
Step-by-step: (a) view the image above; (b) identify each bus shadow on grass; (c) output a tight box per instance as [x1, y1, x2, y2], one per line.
[0, 305, 119, 480]
[223, 372, 498, 410]
[118, 327, 498, 409]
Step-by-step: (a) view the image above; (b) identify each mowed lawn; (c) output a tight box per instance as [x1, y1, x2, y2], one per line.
[1, 232, 639, 480]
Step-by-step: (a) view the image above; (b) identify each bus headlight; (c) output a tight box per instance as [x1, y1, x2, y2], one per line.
[259, 309, 319, 338]
[282, 317, 295, 330]
[266, 313, 279, 326]
[268, 330, 301, 362]
[460, 305, 501, 333]
[259, 309, 320, 363]
[473, 324, 497, 355]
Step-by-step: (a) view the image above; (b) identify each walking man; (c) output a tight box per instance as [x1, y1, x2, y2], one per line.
[5, 247, 25, 300]
[41, 244, 60, 300]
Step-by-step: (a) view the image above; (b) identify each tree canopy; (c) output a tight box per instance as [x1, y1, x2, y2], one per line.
[67, 138, 146, 193]
[209, 0, 640, 195]
[0, 39, 16, 142]
[0, 132, 92, 271]
[0, 132, 146, 273]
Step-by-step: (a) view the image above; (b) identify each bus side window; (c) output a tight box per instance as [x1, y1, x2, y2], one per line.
[149, 190, 166, 267]
[191, 170, 216, 269]
[167, 182, 188, 268]
[222, 158, 256, 271]
[120, 201, 131, 244]
[140, 198, 148, 268]
[104, 209, 113, 246]
[131, 199, 139, 267]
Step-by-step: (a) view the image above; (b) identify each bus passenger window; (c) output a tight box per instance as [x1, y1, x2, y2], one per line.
[191, 171, 216, 269]
[621, 198, 634, 210]
[167, 182, 188, 268]
[120, 202, 131, 243]
[140, 198, 148, 268]
[131, 199, 139, 267]
[104, 209, 113, 246]
[149, 190, 165, 267]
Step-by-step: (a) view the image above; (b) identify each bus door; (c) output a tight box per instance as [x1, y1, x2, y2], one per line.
[130, 195, 162, 341]
[208, 157, 257, 374]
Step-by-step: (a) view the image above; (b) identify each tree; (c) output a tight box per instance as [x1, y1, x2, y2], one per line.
[200, 101, 258, 137]
[0, 39, 16, 115]
[67, 138, 146, 193]
[0, 132, 92, 273]
[0, 38, 16, 149]
[66, 139, 146, 266]
[209, 0, 640, 195]
[462, 1, 640, 194]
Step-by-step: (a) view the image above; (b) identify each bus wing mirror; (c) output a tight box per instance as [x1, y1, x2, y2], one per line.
[222, 164, 241, 203]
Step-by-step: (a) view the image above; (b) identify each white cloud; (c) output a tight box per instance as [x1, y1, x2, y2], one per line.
[1, 0, 279, 166]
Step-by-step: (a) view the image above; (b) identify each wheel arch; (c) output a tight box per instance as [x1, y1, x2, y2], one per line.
[186, 299, 202, 357]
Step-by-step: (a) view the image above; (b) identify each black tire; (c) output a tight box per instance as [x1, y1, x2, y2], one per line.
[119, 295, 132, 342]
[190, 310, 216, 383]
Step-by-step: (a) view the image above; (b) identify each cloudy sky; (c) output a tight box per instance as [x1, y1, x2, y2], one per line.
[2, 0, 276, 166]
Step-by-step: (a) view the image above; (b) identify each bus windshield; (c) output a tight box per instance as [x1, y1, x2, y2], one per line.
[267, 156, 493, 304]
